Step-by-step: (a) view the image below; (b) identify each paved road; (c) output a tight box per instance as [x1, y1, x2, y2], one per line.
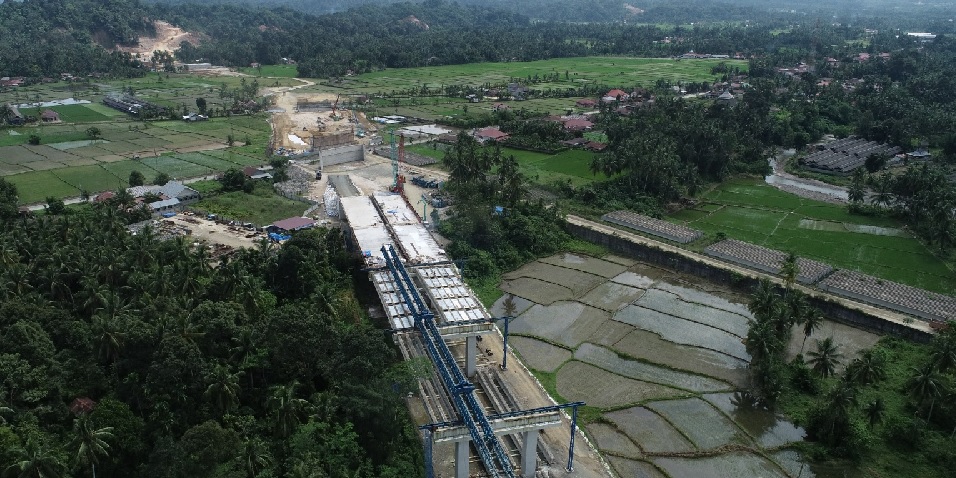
[765, 149, 849, 204]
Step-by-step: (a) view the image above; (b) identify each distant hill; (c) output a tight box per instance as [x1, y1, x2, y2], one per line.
[143, 0, 956, 23]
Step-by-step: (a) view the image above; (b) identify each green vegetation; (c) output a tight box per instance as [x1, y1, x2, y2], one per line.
[0, 178, 425, 478]
[330, 57, 744, 94]
[192, 182, 308, 226]
[1, 113, 270, 204]
[672, 180, 956, 294]
[238, 64, 300, 78]
[744, 278, 956, 477]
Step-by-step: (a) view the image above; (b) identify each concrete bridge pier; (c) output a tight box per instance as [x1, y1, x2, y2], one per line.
[521, 429, 540, 478]
[455, 438, 470, 478]
[465, 335, 478, 377]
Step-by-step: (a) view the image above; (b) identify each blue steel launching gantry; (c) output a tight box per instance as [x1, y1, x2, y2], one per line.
[337, 191, 584, 478]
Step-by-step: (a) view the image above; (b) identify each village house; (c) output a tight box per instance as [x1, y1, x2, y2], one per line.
[243, 166, 273, 180]
[473, 127, 509, 143]
[40, 110, 60, 123]
[563, 118, 594, 132]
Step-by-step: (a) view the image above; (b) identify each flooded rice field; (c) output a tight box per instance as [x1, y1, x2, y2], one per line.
[494, 253, 880, 477]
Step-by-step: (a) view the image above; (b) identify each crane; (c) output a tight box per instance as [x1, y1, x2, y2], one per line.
[330, 94, 341, 121]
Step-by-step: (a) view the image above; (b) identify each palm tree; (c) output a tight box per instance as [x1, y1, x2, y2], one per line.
[873, 172, 894, 210]
[807, 337, 844, 378]
[800, 308, 824, 354]
[906, 362, 944, 421]
[267, 382, 309, 438]
[204, 365, 242, 415]
[239, 437, 272, 478]
[863, 398, 886, 427]
[91, 315, 125, 364]
[929, 329, 956, 372]
[780, 252, 799, 290]
[844, 348, 887, 385]
[4, 438, 64, 478]
[748, 279, 779, 321]
[71, 415, 113, 478]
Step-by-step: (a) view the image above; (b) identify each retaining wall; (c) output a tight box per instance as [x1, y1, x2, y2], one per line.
[565, 220, 933, 343]
[318, 144, 366, 167]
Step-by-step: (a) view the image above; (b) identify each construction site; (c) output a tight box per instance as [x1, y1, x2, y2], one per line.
[257, 87, 609, 477]
[321, 177, 608, 478]
[269, 90, 374, 154]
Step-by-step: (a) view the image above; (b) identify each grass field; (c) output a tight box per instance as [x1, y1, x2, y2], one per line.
[671, 179, 956, 294]
[18, 104, 113, 123]
[191, 184, 308, 226]
[238, 64, 300, 78]
[323, 57, 747, 94]
[407, 144, 605, 186]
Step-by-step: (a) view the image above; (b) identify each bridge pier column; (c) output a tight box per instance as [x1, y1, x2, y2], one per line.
[522, 429, 540, 478]
[466, 335, 477, 378]
[455, 438, 470, 478]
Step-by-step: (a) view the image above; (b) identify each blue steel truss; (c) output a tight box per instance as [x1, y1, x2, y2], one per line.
[382, 245, 516, 478]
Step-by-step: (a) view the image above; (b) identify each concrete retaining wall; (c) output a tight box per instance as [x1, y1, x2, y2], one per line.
[565, 220, 933, 343]
[318, 144, 365, 167]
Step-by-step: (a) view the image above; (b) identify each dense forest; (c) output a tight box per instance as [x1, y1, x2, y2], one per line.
[0, 179, 425, 478]
[3, 0, 956, 78]
[144, 0, 956, 24]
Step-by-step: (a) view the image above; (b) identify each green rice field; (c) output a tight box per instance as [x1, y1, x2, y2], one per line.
[2, 112, 270, 203]
[671, 179, 956, 294]
[324, 57, 746, 93]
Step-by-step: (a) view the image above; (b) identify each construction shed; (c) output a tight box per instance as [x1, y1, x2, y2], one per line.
[268, 217, 317, 233]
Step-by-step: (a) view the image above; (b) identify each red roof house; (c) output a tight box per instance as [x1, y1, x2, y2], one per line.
[474, 127, 509, 143]
[563, 118, 594, 132]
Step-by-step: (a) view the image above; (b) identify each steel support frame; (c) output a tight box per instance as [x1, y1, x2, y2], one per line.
[382, 246, 515, 478]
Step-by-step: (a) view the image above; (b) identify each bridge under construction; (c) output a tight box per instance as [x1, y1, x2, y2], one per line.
[335, 185, 609, 478]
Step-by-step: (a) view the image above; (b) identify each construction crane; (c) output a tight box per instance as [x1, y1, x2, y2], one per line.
[330, 94, 341, 121]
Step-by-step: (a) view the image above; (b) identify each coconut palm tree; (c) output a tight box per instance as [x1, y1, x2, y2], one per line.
[906, 362, 944, 421]
[268, 381, 309, 438]
[844, 348, 887, 385]
[800, 308, 824, 354]
[91, 314, 125, 364]
[204, 365, 242, 415]
[4, 438, 64, 478]
[929, 328, 956, 372]
[780, 252, 799, 290]
[71, 415, 113, 478]
[748, 279, 779, 321]
[807, 337, 844, 378]
[239, 437, 272, 478]
[864, 398, 886, 427]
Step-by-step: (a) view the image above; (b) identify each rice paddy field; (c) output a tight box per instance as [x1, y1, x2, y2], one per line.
[324, 57, 746, 93]
[1, 111, 270, 203]
[670, 179, 956, 295]
[314, 56, 744, 122]
[492, 253, 878, 478]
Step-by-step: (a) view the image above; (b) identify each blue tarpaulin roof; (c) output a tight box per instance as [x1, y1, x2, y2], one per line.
[161, 212, 176, 218]
[269, 232, 291, 242]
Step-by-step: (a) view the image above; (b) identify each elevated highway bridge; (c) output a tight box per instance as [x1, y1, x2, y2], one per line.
[337, 188, 604, 478]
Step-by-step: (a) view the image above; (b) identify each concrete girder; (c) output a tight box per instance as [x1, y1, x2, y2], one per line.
[431, 411, 562, 443]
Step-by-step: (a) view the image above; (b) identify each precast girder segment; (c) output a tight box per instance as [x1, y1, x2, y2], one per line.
[381, 245, 515, 478]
